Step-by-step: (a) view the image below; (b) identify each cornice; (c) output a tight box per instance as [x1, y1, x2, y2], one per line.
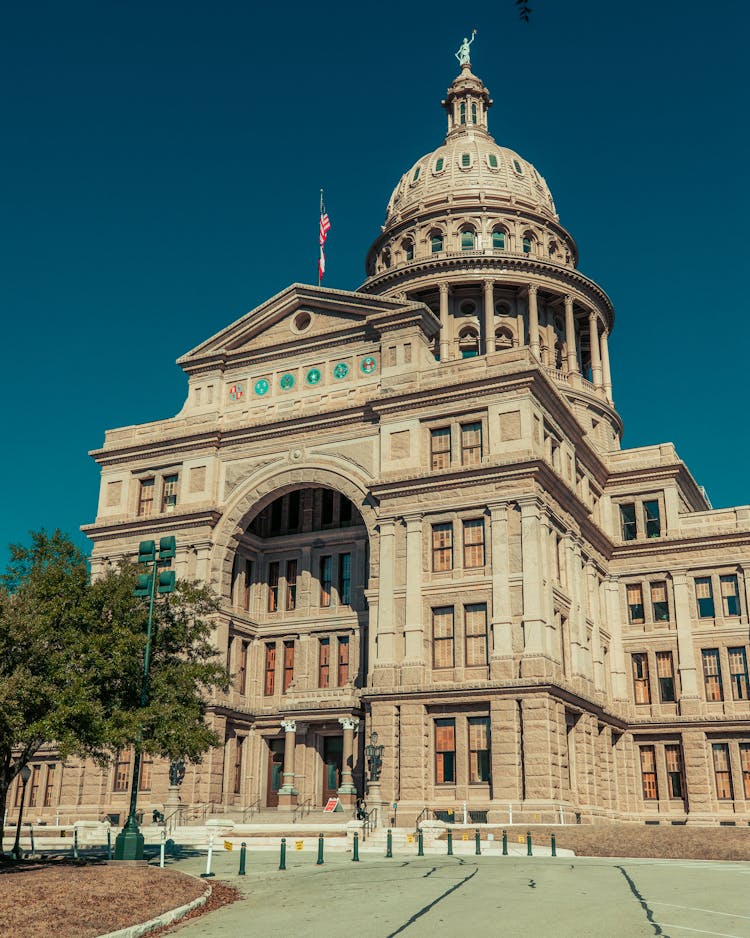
[82, 509, 222, 542]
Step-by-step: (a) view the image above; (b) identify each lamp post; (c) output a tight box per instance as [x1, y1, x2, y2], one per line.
[114, 537, 176, 861]
[11, 765, 32, 860]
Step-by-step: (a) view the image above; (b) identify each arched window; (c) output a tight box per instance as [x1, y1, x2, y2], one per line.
[458, 327, 480, 359]
[460, 102, 466, 124]
[495, 326, 514, 349]
[522, 235, 533, 255]
[471, 102, 477, 123]
[460, 227, 476, 250]
[488, 153, 498, 169]
[461, 153, 471, 168]
[402, 239, 414, 261]
[382, 249, 391, 269]
[412, 166, 420, 182]
[430, 232, 444, 254]
[435, 157, 444, 173]
[492, 229, 506, 250]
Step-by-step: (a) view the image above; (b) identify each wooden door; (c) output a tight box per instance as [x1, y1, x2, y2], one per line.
[322, 736, 343, 802]
[266, 738, 285, 807]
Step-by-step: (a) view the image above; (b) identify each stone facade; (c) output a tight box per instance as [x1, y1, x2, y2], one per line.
[12, 62, 750, 828]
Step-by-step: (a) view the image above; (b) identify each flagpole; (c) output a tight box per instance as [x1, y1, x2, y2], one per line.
[318, 189, 323, 287]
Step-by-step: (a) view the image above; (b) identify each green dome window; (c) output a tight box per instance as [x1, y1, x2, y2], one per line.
[461, 153, 471, 168]
[460, 102, 466, 124]
[488, 154, 498, 168]
[435, 157, 444, 172]
[471, 103, 477, 123]
[404, 241, 414, 261]
[522, 236, 532, 254]
[460, 229, 476, 250]
[492, 230, 505, 250]
[431, 233, 443, 253]
[513, 159, 523, 174]
[412, 166, 420, 182]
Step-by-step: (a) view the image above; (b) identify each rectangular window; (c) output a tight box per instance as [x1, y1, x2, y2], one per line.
[137, 478, 155, 517]
[243, 559, 253, 612]
[237, 640, 248, 695]
[114, 750, 131, 792]
[665, 745, 684, 799]
[340, 497, 352, 526]
[432, 606, 455, 669]
[468, 717, 491, 783]
[320, 556, 333, 607]
[226, 634, 234, 670]
[460, 422, 483, 466]
[656, 651, 676, 703]
[721, 575, 741, 616]
[627, 584, 645, 624]
[695, 577, 715, 618]
[161, 473, 178, 512]
[463, 519, 485, 568]
[28, 765, 40, 807]
[14, 777, 23, 807]
[620, 503, 637, 541]
[264, 643, 276, 696]
[233, 736, 244, 795]
[644, 499, 661, 538]
[632, 653, 651, 704]
[728, 647, 750, 701]
[139, 753, 153, 791]
[319, 638, 330, 688]
[285, 559, 297, 611]
[268, 562, 279, 613]
[702, 648, 723, 701]
[740, 744, 750, 799]
[640, 746, 658, 800]
[338, 553, 351, 605]
[337, 636, 350, 686]
[465, 603, 488, 667]
[712, 743, 734, 799]
[283, 640, 295, 693]
[321, 489, 334, 526]
[43, 764, 56, 808]
[432, 523, 453, 572]
[430, 427, 451, 470]
[651, 581, 669, 622]
[435, 718, 456, 784]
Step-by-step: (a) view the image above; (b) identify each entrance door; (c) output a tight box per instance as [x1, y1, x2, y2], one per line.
[266, 738, 285, 807]
[322, 736, 343, 802]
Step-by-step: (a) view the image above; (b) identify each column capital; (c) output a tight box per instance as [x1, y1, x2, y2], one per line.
[487, 499, 512, 516]
[402, 512, 424, 529]
[564, 293, 574, 308]
[377, 517, 398, 534]
[516, 494, 544, 517]
[339, 717, 360, 731]
[528, 283, 539, 297]
[280, 719, 297, 734]
[438, 281, 450, 296]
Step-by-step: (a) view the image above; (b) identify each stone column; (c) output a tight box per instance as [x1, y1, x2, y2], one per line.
[489, 502, 513, 678]
[373, 519, 397, 685]
[299, 545, 312, 614]
[600, 330, 613, 402]
[338, 717, 359, 805]
[589, 310, 602, 389]
[586, 562, 605, 693]
[603, 578, 628, 701]
[484, 280, 495, 355]
[519, 496, 548, 675]
[278, 719, 298, 808]
[439, 283, 450, 362]
[672, 572, 700, 713]
[403, 513, 425, 684]
[528, 285, 540, 360]
[564, 294, 578, 376]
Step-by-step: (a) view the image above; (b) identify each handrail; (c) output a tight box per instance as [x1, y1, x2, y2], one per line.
[292, 798, 312, 823]
[362, 805, 378, 841]
[414, 806, 430, 831]
[242, 798, 261, 823]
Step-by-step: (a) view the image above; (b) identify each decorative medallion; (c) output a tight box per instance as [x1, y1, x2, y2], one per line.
[280, 372, 295, 391]
[333, 362, 349, 380]
[306, 368, 322, 386]
[254, 378, 270, 396]
[228, 382, 244, 402]
[360, 355, 378, 375]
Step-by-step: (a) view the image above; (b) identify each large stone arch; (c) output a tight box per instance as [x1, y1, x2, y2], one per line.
[210, 457, 379, 599]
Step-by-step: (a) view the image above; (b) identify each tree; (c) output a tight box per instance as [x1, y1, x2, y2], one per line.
[0, 530, 229, 855]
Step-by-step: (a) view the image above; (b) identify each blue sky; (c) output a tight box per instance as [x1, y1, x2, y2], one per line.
[1, 0, 748, 564]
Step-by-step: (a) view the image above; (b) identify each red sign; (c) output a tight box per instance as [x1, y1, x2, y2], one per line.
[323, 797, 340, 813]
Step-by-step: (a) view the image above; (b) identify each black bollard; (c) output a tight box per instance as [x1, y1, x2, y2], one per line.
[475, 828, 481, 856]
[551, 833, 556, 858]
[447, 829, 453, 856]
[417, 829, 424, 857]
[317, 833, 324, 865]
[526, 830, 532, 857]
[279, 837, 287, 870]
[353, 831, 360, 862]
[386, 828, 393, 858]
[239, 841, 247, 875]
[502, 829, 508, 856]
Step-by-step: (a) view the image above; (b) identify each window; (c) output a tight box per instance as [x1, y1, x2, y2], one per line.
[114, 751, 131, 792]
[435, 157, 444, 172]
[321, 489, 334, 526]
[412, 166, 420, 182]
[740, 744, 750, 799]
[620, 503, 637, 541]
[627, 584, 645, 624]
[459, 328, 480, 358]
[640, 746, 658, 799]
[461, 422, 482, 465]
[405, 241, 414, 260]
[137, 478, 155, 517]
[43, 764, 56, 808]
[243, 559, 252, 612]
[728, 647, 749, 700]
[287, 490, 301, 530]
[268, 562, 279, 612]
[644, 500, 661, 538]
[264, 643, 276, 696]
[28, 765, 40, 807]
[337, 636, 350, 686]
[463, 519, 485, 568]
[286, 559, 297, 611]
[430, 427, 451, 470]
[461, 152, 470, 167]
[338, 553, 351, 605]
[271, 498, 282, 533]
[460, 228, 475, 250]
[656, 651, 676, 702]
[695, 577, 715, 618]
[492, 229, 505, 249]
[712, 743, 734, 799]
[161, 474, 178, 512]
[522, 236, 532, 254]
[431, 233, 443, 253]
[432, 606, 455, 668]
[702, 649, 723, 701]
[432, 523, 453, 572]
[471, 102, 477, 123]
[14, 777, 23, 807]
[632, 653, 651, 704]
[283, 641, 295, 692]
[488, 153, 498, 168]
[651, 582, 669, 621]
[459, 102, 466, 124]
[340, 497, 353, 526]
[665, 745, 684, 799]
[139, 753, 153, 791]
[513, 159, 523, 173]
[233, 736, 244, 795]
[468, 717, 490, 782]
[226, 633, 234, 670]
[435, 719, 456, 783]
[721, 575, 741, 616]
[319, 638, 330, 688]
[465, 603, 488, 667]
[320, 556, 333, 607]
[237, 640, 248, 694]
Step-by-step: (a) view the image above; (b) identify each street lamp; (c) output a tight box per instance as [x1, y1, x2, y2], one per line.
[11, 765, 32, 860]
[365, 732, 384, 783]
[114, 536, 176, 861]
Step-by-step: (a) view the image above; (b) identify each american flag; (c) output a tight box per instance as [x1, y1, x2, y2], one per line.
[318, 196, 331, 283]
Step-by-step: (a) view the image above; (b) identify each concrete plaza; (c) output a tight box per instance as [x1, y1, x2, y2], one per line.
[166, 849, 750, 937]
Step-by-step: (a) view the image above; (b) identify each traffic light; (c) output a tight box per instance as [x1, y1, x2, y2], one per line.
[159, 536, 176, 560]
[134, 573, 153, 597]
[137, 541, 156, 564]
[157, 570, 176, 594]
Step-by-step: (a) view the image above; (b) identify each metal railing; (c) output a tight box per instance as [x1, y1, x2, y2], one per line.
[241, 799, 261, 823]
[292, 798, 312, 823]
[361, 805, 378, 841]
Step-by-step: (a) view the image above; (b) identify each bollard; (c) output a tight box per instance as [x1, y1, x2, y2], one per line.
[279, 837, 287, 871]
[386, 828, 393, 858]
[475, 828, 481, 856]
[352, 832, 359, 862]
[201, 832, 215, 878]
[73, 828, 79, 860]
[317, 833, 324, 865]
[502, 829, 508, 856]
[107, 829, 112, 861]
[239, 841, 247, 876]
[159, 829, 166, 869]
[551, 833, 556, 857]
[417, 829, 424, 857]
[526, 830, 532, 857]
[29, 826, 35, 857]
[447, 829, 453, 856]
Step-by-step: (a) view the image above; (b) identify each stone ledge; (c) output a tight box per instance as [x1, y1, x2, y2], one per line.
[98, 874, 211, 938]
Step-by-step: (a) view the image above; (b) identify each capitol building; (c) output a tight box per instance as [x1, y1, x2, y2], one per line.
[14, 58, 750, 828]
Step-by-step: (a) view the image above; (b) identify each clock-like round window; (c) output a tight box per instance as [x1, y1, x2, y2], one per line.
[306, 368, 322, 386]
[280, 372, 295, 391]
[333, 362, 349, 380]
[254, 378, 269, 396]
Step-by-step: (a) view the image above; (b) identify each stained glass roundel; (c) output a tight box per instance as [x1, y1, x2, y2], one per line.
[280, 372, 295, 390]
[333, 362, 349, 379]
[254, 378, 269, 396]
[306, 368, 322, 386]
[360, 356, 377, 374]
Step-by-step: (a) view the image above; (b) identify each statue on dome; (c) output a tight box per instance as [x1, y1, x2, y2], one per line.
[455, 30, 477, 66]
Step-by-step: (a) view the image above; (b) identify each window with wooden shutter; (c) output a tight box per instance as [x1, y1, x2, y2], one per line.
[138, 478, 155, 517]
[665, 745, 684, 799]
[283, 641, 295, 692]
[319, 638, 330, 688]
[264, 643, 276, 696]
[632, 653, 651, 704]
[233, 736, 244, 795]
[656, 651, 676, 702]
[337, 636, 350, 686]
[113, 750, 131, 792]
[651, 581, 669, 621]
[268, 562, 279, 613]
[712, 743, 734, 799]
[640, 746, 658, 800]
[285, 559, 297, 611]
[702, 649, 723, 701]
[139, 753, 153, 791]
[237, 641, 248, 695]
[463, 519, 485, 568]
[28, 765, 40, 807]
[432, 607, 455, 669]
[435, 719, 456, 784]
[620, 503, 637, 540]
[465, 603, 488, 667]
[338, 553, 351, 605]
[627, 584, 645, 624]
[430, 427, 451, 470]
[468, 717, 490, 783]
[740, 744, 750, 799]
[695, 577, 715, 618]
[460, 422, 482, 466]
[43, 764, 56, 807]
[721, 575, 741, 616]
[320, 556, 332, 607]
[728, 647, 749, 700]
[432, 523, 453, 572]
[161, 474, 178, 512]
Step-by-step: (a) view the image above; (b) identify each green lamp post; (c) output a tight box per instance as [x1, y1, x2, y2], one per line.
[114, 536, 176, 861]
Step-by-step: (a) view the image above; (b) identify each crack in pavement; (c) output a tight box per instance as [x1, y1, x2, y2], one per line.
[615, 865, 666, 936]
[384, 865, 479, 937]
